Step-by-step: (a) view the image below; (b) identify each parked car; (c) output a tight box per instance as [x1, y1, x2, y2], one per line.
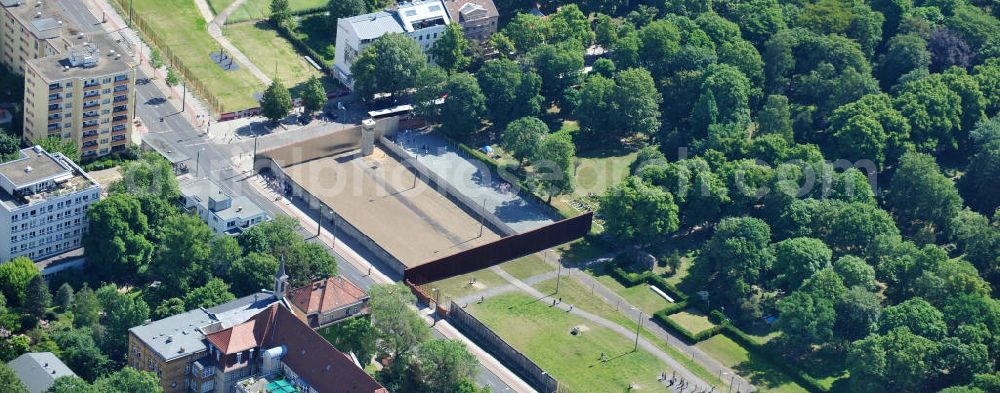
[298, 114, 311, 125]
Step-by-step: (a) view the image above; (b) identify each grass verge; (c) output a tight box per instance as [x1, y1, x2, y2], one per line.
[697, 335, 810, 393]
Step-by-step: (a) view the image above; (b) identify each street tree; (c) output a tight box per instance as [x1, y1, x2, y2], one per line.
[351, 33, 426, 101]
[413, 66, 448, 122]
[369, 283, 431, 359]
[501, 117, 548, 164]
[261, 80, 292, 123]
[321, 316, 376, 362]
[301, 76, 326, 114]
[600, 176, 680, 246]
[411, 339, 479, 392]
[165, 68, 180, 87]
[429, 23, 469, 74]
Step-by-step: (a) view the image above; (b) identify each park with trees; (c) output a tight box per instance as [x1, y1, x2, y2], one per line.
[348, 0, 1000, 390]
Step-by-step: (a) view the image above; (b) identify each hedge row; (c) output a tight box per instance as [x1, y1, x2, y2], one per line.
[275, 23, 332, 70]
[721, 325, 829, 392]
[452, 139, 569, 219]
[609, 266, 688, 302]
[226, 6, 328, 25]
[652, 309, 726, 343]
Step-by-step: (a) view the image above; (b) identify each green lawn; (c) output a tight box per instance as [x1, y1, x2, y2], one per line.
[423, 268, 508, 303]
[207, 0, 232, 15]
[468, 293, 676, 392]
[224, 22, 327, 95]
[229, 0, 328, 23]
[667, 310, 717, 334]
[127, 0, 263, 112]
[295, 14, 337, 65]
[587, 261, 672, 316]
[499, 253, 554, 281]
[697, 335, 809, 393]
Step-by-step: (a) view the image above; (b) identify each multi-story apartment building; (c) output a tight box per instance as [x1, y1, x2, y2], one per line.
[334, 0, 452, 89]
[444, 0, 498, 42]
[0, 0, 69, 74]
[0, 145, 100, 262]
[128, 264, 386, 393]
[2, 0, 136, 159]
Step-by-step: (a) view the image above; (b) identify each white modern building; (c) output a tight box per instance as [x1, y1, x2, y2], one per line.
[333, 0, 451, 89]
[0, 145, 100, 262]
[179, 178, 268, 235]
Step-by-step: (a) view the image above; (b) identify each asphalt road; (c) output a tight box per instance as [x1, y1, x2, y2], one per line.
[60, 0, 515, 390]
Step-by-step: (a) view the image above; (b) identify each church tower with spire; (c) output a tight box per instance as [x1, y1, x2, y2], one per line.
[274, 258, 289, 301]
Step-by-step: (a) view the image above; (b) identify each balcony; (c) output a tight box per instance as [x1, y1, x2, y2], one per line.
[48, 98, 62, 105]
[82, 141, 98, 148]
[83, 81, 99, 88]
[83, 102, 99, 109]
[48, 86, 62, 93]
[114, 78, 129, 86]
[82, 112, 99, 119]
[82, 132, 98, 142]
[47, 117, 61, 125]
[113, 106, 127, 114]
[82, 91, 100, 99]
[81, 124, 99, 132]
[111, 135, 126, 142]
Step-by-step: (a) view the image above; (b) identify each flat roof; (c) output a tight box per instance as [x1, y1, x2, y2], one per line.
[180, 178, 266, 222]
[28, 32, 136, 80]
[0, 147, 72, 188]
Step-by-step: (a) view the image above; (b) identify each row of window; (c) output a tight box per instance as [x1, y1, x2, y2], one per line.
[10, 238, 79, 260]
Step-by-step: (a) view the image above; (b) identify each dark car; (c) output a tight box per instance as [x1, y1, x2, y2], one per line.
[298, 114, 311, 125]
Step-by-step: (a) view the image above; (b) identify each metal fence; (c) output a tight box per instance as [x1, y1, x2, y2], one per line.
[448, 302, 566, 393]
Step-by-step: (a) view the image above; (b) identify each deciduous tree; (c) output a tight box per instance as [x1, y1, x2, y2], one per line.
[351, 33, 426, 101]
[429, 23, 470, 74]
[0, 257, 38, 307]
[261, 80, 292, 123]
[301, 76, 326, 114]
[501, 117, 547, 164]
[600, 176, 679, 246]
[438, 73, 485, 138]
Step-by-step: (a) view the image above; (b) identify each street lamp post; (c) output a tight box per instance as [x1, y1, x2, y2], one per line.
[431, 288, 441, 325]
[729, 374, 736, 393]
[633, 310, 643, 352]
[316, 208, 323, 237]
[181, 81, 187, 112]
[553, 251, 562, 294]
[477, 198, 486, 238]
[195, 148, 205, 177]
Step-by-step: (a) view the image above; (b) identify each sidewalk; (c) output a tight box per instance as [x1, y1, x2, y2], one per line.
[86, 0, 211, 130]
[246, 174, 535, 392]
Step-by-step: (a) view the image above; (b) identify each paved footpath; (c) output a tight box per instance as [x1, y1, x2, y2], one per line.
[487, 267, 713, 391]
[454, 260, 758, 392]
[192, 0, 273, 85]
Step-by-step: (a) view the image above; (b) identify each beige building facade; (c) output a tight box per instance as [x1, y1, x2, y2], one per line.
[2, 0, 136, 159]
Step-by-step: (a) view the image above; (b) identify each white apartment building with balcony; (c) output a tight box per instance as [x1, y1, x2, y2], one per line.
[333, 0, 451, 89]
[0, 145, 100, 262]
